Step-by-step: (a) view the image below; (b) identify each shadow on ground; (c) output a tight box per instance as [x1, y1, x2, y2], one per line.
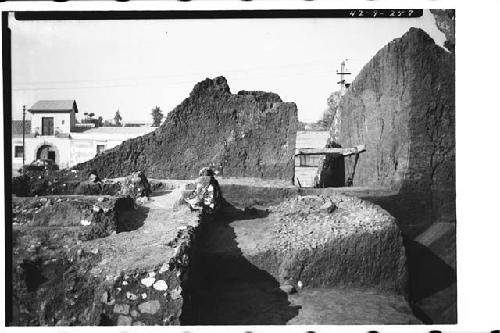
[190, 201, 301, 325]
[116, 204, 149, 233]
[361, 192, 456, 324]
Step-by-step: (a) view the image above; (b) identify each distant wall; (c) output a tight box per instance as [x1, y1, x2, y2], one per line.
[336, 28, 454, 194]
[67, 77, 297, 182]
[323, 28, 455, 232]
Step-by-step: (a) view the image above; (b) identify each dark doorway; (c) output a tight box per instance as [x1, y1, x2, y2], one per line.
[47, 151, 56, 162]
[317, 153, 345, 187]
[41, 117, 54, 136]
[36, 145, 56, 163]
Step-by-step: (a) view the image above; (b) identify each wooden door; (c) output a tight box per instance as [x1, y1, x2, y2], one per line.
[42, 117, 54, 135]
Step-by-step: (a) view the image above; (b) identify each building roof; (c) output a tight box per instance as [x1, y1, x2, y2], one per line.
[11, 120, 31, 137]
[70, 126, 157, 141]
[296, 130, 330, 149]
[28, 100, 78, 113]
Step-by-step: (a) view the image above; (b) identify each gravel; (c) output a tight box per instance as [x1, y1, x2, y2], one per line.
[267, 194, 394, 251]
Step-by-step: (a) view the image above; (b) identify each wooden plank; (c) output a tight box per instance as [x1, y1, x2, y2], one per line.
[295, 145, 365, 156]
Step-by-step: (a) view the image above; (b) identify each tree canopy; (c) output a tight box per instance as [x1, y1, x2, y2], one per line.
[151, 106, 164, 127]
[114, 110, 122, 127]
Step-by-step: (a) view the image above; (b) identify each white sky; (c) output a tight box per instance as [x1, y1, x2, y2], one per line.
[10, 10, 445, 123]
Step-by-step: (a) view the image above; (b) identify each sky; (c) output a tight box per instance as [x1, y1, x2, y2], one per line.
[9, 10, 445, 123]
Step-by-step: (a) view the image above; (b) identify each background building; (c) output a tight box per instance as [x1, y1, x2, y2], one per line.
[11, 100, 156, 176]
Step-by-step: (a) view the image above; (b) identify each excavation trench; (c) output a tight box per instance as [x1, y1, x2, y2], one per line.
[12, 187, 420, 325]
[185, 190, 421, 325]
[193, 205, 301, 325]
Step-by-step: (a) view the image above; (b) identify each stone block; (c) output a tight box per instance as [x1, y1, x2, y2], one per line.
[116, 315, 132, 326]
[138, 300, 161, 315]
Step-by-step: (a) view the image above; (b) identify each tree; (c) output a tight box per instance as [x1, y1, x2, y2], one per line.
[97, 116, 103, 127]
[430, 9, 455, 52]
[114, 110, 122, 127]
[151, 106, 163, 127]
[317, 91, 342, 129]
[297, 121, 307, 131]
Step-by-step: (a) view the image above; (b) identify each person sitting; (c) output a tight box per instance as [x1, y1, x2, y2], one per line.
[184, 167, 222, 214]
[75, 169, 103, 195]
[88, 170, 103, 184]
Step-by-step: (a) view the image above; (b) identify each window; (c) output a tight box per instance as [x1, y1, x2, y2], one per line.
[96, 145, 105, 155]
[15, 146, 23, 158]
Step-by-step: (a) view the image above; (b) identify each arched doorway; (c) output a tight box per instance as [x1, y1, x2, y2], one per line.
[36, 144, 57, 164]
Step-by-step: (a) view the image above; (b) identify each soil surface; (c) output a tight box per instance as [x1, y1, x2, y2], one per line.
[195, 193, 419, 325]
[80, 194, 198, 277]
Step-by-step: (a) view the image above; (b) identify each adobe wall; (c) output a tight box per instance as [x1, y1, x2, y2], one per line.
[66, 77, 298, 182]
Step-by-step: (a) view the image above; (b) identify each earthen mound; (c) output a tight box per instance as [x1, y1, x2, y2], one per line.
[63, 76, 298, 182]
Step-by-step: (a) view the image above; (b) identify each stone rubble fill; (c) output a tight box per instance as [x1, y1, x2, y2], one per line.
[269, 194, 394, 251]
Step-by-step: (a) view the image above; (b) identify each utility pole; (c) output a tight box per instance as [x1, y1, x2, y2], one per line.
[336, 59, 352, 95]
[22, 104, 26, 175]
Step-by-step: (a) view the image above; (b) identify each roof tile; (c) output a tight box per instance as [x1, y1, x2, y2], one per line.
[28, 100, 77, 112]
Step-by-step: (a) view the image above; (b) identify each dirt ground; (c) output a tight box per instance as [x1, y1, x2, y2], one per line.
[193, 193, 418, 325]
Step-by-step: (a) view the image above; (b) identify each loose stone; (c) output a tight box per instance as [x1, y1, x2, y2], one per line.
[141, 277, 155, 287]
[113, 303, 130, 315]
[100, 291, 108, 303]
[159, 262, 169, 274]
[279, 284, 296, 294]
[126, 292, 138, 300]
[138, 300, 161, 314]
[80, 219, 91, 226]
[117, 315, 132, 326]
[153, 280, 168, 291]
[170, 287, 182, 300]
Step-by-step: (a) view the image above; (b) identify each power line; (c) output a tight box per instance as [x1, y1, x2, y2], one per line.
[12, 57, 348, 88]
[13, 69, 342, 92]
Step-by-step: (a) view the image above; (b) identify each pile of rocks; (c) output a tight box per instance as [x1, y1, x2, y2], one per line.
[269, 194, 394, 251]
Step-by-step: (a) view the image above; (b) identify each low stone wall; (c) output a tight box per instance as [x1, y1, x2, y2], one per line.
[12, 195, 133, 241]
[12, 174, 122, 197]
[94, 224, 199, 326]
[10, 195, 202, 326]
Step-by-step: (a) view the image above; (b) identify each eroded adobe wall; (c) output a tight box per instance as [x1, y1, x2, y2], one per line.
[328, 28, 455, 232]
[335, 28, 454, 192]
[66, 77, 297, 182]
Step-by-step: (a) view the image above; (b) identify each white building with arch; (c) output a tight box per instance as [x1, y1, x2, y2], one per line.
[11, 100, 156, 176]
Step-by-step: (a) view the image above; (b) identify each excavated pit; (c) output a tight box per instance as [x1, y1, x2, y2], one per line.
[11, 193, 201, 326]
[188, 186, 420, 325]
[11, 183, 420, 325]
